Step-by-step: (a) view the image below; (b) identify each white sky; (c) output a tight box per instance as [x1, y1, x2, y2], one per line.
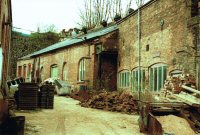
[12, 0, 84, 33]
[12, 0, 149, 33]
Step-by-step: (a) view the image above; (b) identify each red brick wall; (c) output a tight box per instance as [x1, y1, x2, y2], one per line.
[118, 0, 195, 91]
[17, 31, 118, 90]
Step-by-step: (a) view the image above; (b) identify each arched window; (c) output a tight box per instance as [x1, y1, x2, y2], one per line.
[149, 63, 167, 92]
[51, 64, 58, 79]
[131, 67, 146, 92]
[118, 70, 130, 88]
[62, 62, 68, 81]
[79, 59, 86, 81]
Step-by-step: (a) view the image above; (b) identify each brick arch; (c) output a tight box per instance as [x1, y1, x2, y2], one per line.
[148, 62, 167, 69]
[50, 64, 58, 78]
[77, 57, 90, 81]
[118, 69, 130, 73]
[62, 61, 67, 80]
[148, 62, 167, 92]
[131, 66, 146, 71]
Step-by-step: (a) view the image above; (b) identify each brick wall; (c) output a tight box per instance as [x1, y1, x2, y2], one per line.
[117, 0, 196, 91]
[17, 30, 118, 90]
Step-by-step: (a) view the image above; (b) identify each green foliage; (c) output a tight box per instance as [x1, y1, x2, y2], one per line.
[10, 31, 60, 79]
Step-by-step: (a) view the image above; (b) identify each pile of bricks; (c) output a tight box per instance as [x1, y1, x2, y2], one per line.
[39, 85, 55, 109]
[163, 74, 196, 94]
[18, 83, 39, 110]
[80, 91, 138, 114]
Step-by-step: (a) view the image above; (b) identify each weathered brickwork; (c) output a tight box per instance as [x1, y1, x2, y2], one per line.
[117, 0, 197, 91]
[17, 31, 118, 90]
[17, 0, 200, 92]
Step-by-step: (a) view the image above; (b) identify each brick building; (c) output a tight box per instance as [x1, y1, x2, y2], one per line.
[117, 0, 200, 92]
[17, 0, 200, 92]
[0, 0, 12, 95]
[17, 25, 119, 90]
[11, 31, 60, 79]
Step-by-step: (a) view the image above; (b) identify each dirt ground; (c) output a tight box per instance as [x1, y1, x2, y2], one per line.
[15, 96, 144, 135]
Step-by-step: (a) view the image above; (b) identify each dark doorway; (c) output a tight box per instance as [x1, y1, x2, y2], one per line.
[99, 53, 118, 91]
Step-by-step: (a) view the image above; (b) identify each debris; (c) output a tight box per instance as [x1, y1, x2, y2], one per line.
[70, 90, 91, 102]
[181, 85, 200, 95]
[164, 74, 197, 94]
[79, 91, 138, 114]
[172, 91, 200, 106]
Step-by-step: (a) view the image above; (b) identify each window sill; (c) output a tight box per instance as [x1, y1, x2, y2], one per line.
[77, 80, 90, 84]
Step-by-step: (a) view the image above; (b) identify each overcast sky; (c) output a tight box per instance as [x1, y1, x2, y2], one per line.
[11, 0, 148, 33]
[12, 0, 84, 33]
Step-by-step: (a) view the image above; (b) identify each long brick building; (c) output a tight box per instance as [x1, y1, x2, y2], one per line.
[17, 0, 200, 92]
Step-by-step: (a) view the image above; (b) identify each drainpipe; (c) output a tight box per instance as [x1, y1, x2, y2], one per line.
[137, 0, 141, 100]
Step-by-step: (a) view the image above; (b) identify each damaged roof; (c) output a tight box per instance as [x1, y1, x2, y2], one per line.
[20, 24, 118, 60]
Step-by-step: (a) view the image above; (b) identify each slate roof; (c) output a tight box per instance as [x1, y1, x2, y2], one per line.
[20, 24, 118, 60]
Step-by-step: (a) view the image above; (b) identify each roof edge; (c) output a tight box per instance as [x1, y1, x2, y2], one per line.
[117, 0, 157, 24]
[19, 25, 118, 60]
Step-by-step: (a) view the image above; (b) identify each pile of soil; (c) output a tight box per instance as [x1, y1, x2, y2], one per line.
[156, 115, 196, 135]
[69, 90, 91, 102]
[80, 91, 138, 114]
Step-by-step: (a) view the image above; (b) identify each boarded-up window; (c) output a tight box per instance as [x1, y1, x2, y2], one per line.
[118, 70, 130, 88]
[23, 65, 27, 78]
[18, 66, 22, 77]
[51, 64, 58, 79]
[27, 64, 32, 79]
[131, 68, 145, 92]
[150, 64, 167, 92]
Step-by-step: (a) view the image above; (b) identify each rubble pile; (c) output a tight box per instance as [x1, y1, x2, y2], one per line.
[80, 91, 138, 114]
[159, 73, 200, 107]
[70, 90, 92, 102]
[163, 74, 196, 94]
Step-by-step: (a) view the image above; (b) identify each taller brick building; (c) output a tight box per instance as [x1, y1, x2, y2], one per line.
[117, 0, 200, 92]
[17, 0, 200, 92]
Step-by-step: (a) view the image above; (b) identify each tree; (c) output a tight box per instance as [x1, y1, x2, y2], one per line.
[37, 24, 58, 33]
[78, 0, 135, 29]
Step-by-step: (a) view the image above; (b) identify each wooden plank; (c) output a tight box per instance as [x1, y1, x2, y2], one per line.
[181, 85, 200, 95]
[173, 92, 200, 106]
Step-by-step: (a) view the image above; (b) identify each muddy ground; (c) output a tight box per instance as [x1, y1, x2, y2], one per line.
[15, 96, 143, 135]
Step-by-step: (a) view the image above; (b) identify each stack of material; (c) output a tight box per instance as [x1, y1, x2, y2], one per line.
[39, 85, 55, 109]
[80, 91, 138, 114]
[163, 74, 196, 94]
[160, 74, 200, 107]
[18, 83, 39, 110]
